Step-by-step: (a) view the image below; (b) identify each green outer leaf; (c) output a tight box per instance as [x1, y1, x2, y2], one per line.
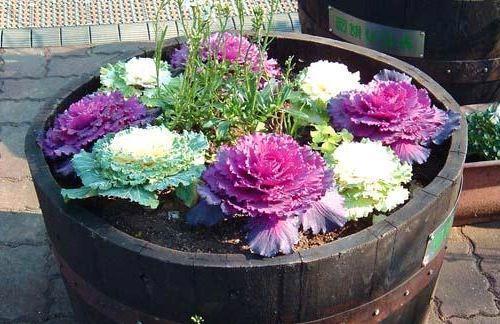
[71, 151, 113, 190]
[61, 187, 97, 201]
[175, 182, 199, 208]
[343, 196, 374, 220]
[144, 164, 205, 192]
[100, 186, 159, 209]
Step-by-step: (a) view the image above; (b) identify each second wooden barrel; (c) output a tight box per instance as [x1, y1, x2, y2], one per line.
[298, 0, 500, 105]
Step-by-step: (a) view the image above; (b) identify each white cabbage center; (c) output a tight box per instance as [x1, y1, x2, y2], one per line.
[124, 57, 171, 88]
[109, 127, 175, 160]
[333, 141, 398, 184]
[301, 60, 361, 102]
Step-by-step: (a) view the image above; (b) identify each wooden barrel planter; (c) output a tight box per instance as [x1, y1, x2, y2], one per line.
[26, 33, 466, 324]
[454, 160, 500, 226]
[454, 104, 500, 226]
[298, 0, 500, 105]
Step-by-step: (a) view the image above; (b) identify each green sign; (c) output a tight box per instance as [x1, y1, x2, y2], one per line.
[328, 7, 425, 58]
[422, 210, 454, 266]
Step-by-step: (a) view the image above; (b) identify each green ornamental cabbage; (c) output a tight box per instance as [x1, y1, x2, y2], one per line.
[467, 103, 500, 161]
[329, 139, 413, 220]
[61, 125, 208, 208]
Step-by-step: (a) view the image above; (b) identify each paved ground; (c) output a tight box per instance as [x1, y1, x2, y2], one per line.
[0, 45, 499, 323]
[0, 1, 300, 48]
[1, 0, 298, 29]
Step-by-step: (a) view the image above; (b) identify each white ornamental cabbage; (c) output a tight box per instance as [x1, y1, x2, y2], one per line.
[61, 126, 208, 209]
[330, 139, 412, 220]
[124, 57, 172, 88]
[100, 57, 173, 107]
[300, 60, 361, 102]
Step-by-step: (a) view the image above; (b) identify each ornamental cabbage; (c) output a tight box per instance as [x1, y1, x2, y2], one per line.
[61, 126, 208, 209]
[100, 57, 172, 106]
[39, 92, 153, 174]
[467, 103, 500, 161]
[300, 60, 361, 102]
[203, 32, 280, 78]
[329, 140, 412, 220]
[170, 32, 281, 80]
[187, 133, 346, 257]
[170, 44, 189, 69]
[328, 70, 460, 164]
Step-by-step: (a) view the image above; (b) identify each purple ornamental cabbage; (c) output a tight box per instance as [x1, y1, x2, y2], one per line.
[187, 133, 346, 257]
[170, 44, 189, 69]
[170, 32, 281, 80]
[39, 91, 153, 174]
[328, 70, 460, 164]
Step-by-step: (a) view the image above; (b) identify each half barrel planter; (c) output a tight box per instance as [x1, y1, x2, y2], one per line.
[298, 0, 500, 105]
[25, 33, 467, 324]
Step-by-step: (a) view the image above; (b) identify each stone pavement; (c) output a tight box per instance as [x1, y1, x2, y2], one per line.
[0, 45, 499, 323]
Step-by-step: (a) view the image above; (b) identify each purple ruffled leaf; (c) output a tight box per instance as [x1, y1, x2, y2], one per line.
[200, 133, 332, 220]
[39, 92, 152, 170]
[432, 110, 461, 145]
[197, 184, 222, 205]
[374, 69, 412, 83]
[246, 216, 299, 257]
[301, 188, 347, 234]
[170, 44, 189, 69]
[186, 199, 226, 227]
[391, 141, 430, 164]
[328, 72, 458, 164]
[55, 159, 74, 176]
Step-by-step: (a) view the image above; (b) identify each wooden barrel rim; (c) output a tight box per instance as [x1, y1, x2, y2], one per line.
[25, 32, 466, 267]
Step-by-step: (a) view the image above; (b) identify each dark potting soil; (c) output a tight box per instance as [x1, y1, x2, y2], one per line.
[83, 196, 374, 254]
[75, 179, 423, 256]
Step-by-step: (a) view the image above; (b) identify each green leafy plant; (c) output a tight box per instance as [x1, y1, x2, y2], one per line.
[151, 0, 293, 146]
[467, 103, 500, 161]
[61, 126, 208, 208]
[310, 125, 353, 156]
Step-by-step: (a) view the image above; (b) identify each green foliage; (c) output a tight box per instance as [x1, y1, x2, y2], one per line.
[310, 125, 353, 156]
[284, 87, 331, 138]
[151, 0, 292, 146]
[61, 126, 208, 209]
[467, 103, 500, 161]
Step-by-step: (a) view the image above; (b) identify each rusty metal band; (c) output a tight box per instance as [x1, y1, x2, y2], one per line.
[302, 248, 446, 324]
[54, 251, 177, 324]
[56, 247, 445, 324]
